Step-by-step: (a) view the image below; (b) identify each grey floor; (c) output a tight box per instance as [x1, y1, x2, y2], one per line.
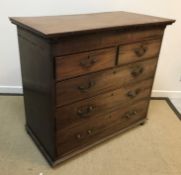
[170, 98, 181, 114]
[0, 96, 181, 175]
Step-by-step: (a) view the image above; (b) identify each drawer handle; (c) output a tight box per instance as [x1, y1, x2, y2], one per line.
[124, 110, 137, 119]
[131, 66, 144, 77]
[80, 56, 97, 68]
[76, 133, 82, 140]
[134, 45, 147, 57]
[78, 80, 95, 92]
[77, 105, 94, 117]
[127, 89, 140, 98]
[87, 129, 93, 135]
[76, 129, 93, 140]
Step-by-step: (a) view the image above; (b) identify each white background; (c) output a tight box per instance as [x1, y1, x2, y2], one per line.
[0, 0, 180, 97]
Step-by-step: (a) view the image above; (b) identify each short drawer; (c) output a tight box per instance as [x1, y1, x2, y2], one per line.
[56, 79, 152, 128]
[56, 58, 157, 107]
[55, 47, 116, 81]
[56, 99, 149, 156]
[118, 39, 162, 65]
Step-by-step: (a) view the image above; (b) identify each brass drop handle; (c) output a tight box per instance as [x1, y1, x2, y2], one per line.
[76, 129, 93, 140]
[87, 129, 93, 135]
[124, 110, 137, 119]
[131, 66, 144, 77]
[77, 105, 94, 117]
[127, 89, 140, 98]
[134, 45, 147, 57]
[80, 55, 97, 68]
[78, 80, 95, 92]
[76, 134, 82, 140]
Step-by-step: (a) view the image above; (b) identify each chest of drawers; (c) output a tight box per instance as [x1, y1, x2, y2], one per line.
[10, 11, 175, 166]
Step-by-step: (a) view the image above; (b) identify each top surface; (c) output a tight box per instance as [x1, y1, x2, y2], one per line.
[10, 11, 175, 38]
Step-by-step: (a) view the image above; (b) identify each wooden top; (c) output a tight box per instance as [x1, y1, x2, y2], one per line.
[10, 11, 175, 38]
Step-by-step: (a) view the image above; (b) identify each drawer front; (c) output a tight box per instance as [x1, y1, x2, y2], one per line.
[56, 58, 157, 107]
[118, 39, 162, 65]
[53, 27, 164, 56]
[55, 47, 116, 81]
[56, 79, 153, 128]
[57, 99, 149, 156]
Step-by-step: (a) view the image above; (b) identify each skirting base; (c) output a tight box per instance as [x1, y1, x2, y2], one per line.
[26, 118, 147, 167]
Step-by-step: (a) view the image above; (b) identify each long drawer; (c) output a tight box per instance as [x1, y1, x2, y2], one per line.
[56, 79, 153, 128]
[57, 99, 149, 156]
[52, 27, 164, 56]
[56, 58, 157, 107]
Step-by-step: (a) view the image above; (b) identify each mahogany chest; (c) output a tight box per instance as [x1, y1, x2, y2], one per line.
[10, 11, 175, 166]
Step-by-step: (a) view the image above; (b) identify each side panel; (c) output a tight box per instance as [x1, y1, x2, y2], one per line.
[17, 28, 56, 159]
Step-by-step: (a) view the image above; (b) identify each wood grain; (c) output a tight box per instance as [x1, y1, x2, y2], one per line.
[57, 99, 149, 156]
[53, 27, 164, 56]
[56, 58, 158, 107]
[118, 39, 162, 65]
[10, 11, 175, 38]
[56, 79, 153, 128]
[17, 28, 56, 159]
[55, 47, 116, 81]
[10, 12, 174, 166]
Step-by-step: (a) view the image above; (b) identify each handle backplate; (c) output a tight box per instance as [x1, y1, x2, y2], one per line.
[77, 105, 94, 117]
[124, 110, 137, 119]
[80, 55, 97, 68]
[127, 89, 141, 98]
[131, 66, 144, 77]
[78, 80, 95, 92]
[134, 45, 147, 57]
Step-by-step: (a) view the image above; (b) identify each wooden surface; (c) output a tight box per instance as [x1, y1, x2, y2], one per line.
[55, 47, 116, 81]
[10, 12, 175, 166]
[118, 39, 162, 65]
[56, 58, 157, 107]
[57, 99, 149, 156]
[56, 79, 153, 128]
[17, 28, 56, 159]
[52, 27, 164, 56]
[10, 11, 175, 38]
